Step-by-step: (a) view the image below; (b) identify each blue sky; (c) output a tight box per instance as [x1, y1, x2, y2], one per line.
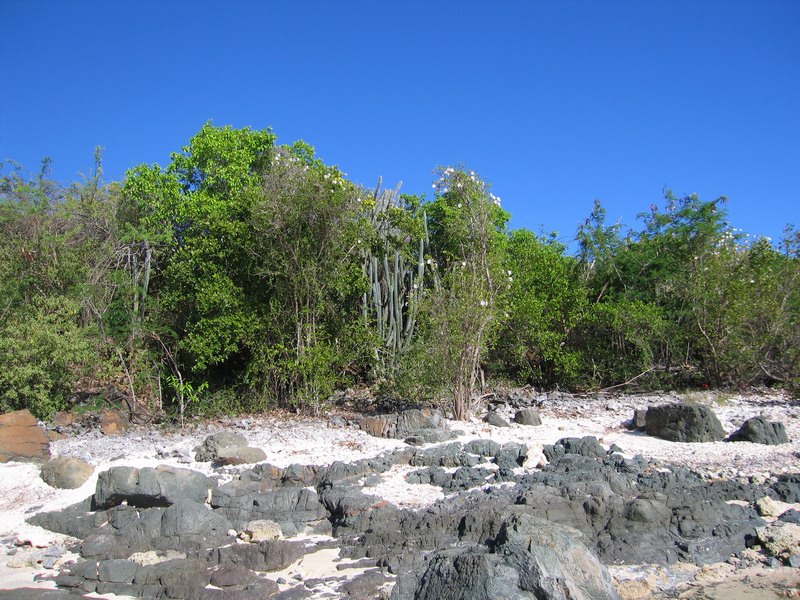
[2, 1, 798, 247]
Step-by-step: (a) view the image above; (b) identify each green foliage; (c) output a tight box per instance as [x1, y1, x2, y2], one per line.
[0, 297, 97, 418]
[3, 126, 798, 421]
[420, 167, 509, 419]
[492, 230, 587, 387]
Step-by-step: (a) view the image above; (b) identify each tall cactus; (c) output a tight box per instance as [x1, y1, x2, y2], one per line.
[361, 178, 429, 378]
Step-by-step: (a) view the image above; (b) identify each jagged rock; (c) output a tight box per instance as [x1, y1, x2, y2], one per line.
[0, 409, 50, 463]
[484, 412, 510, 428]
[645, 404, 725, 442]
[28, 497, 106, 539]
[159, 499, 234, 548]
[211, 483, 329, 534]
[543, 437, 606, 462]
[728, 416, 788, 445]
[514, 409, 541, 426]
[359, 409, 445, 439]
[40, 456, 94, 489]
[464, 439, 501, 457]
[391, 514, 621, 600]
[495, 442, 528, 469]
[94, 465, 215, 508]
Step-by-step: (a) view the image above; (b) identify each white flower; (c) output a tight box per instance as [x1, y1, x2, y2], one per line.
[442, 187, 449, 193]
[426, 258, 432, 265]
[479, 300, 488, 307]
[457, 203, 463, 208]
[432, 184, 437, 189]
[456, 183, 462, 188]
[461, 261, 466, 267]
[507, 270, 512, 275]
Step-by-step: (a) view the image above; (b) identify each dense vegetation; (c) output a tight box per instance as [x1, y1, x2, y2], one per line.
[2, 124, 798, 421]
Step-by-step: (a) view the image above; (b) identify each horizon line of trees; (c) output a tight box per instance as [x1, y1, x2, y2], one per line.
[1, 123, 798, 421]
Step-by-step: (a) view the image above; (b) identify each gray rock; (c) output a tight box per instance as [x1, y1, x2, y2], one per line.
[211, 484, 328, 533]
[209, 563, 258, 588]
[484, 412, 510, 428]
[543, 437, 606, 462]
[94, 465, 215, 508]
[40, 456, 94, 489]
[645, 404, 725, 442]
[160, 498, 233, 544]
[359, 409, 445, 439]
[195, 431, 249, 462]
[514, 408, 542, 426]
[728, 416, 788, 445]
[631, 409, 647, 430]
[97, 559, 139, 583]
[464, 439, 502, 457]
[216, 445, 267, 465]
[392, 514, 621, 600]
[495, 442, 528, 470]
[404, 429, 460, 446]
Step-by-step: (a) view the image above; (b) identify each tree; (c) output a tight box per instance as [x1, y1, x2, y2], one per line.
[493, 230, 587, 387]
[422, 167, 509, 420]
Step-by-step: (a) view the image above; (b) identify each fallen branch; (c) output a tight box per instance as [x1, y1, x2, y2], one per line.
[600, 367, 656, 392]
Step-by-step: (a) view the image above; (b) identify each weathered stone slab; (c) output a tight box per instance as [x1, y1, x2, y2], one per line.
[0, 409, 50, 462]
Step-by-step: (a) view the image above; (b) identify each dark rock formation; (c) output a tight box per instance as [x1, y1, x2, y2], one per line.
[26, 433, 800, 600]
[391, 514, 621, 600]
[514, 408, 542, 426]
[645, 403, 725, 442]
[484, 412, 511, 428]
[728, 416, 788, 445]
[359, 408, 446, 440]
[94, 465, 215, 508]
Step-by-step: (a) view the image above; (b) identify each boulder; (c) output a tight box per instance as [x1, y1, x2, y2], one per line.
[631, 409, 647, 430]
[644, 404, 725, 442]
[359, 409, 445, 439]
[94, 465, 215, 508]
[0, 409, 50, 462]
[242, 519, 283, 542]
[514, 409, 541, 426]
[195, 431, 249, 462]
[756, 523, 800, 558]
[484, 412, 510, 428]
[40, 456, 94, 489]
[728, 416, 788, 445]
[216, 445, 267, 465]
[391, 514, 621, 600]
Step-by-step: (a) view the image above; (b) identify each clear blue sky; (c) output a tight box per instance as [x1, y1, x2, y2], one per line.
[2, 1, 798, 247]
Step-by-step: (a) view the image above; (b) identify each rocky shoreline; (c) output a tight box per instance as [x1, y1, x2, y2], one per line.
[1, 391, 799, 598]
